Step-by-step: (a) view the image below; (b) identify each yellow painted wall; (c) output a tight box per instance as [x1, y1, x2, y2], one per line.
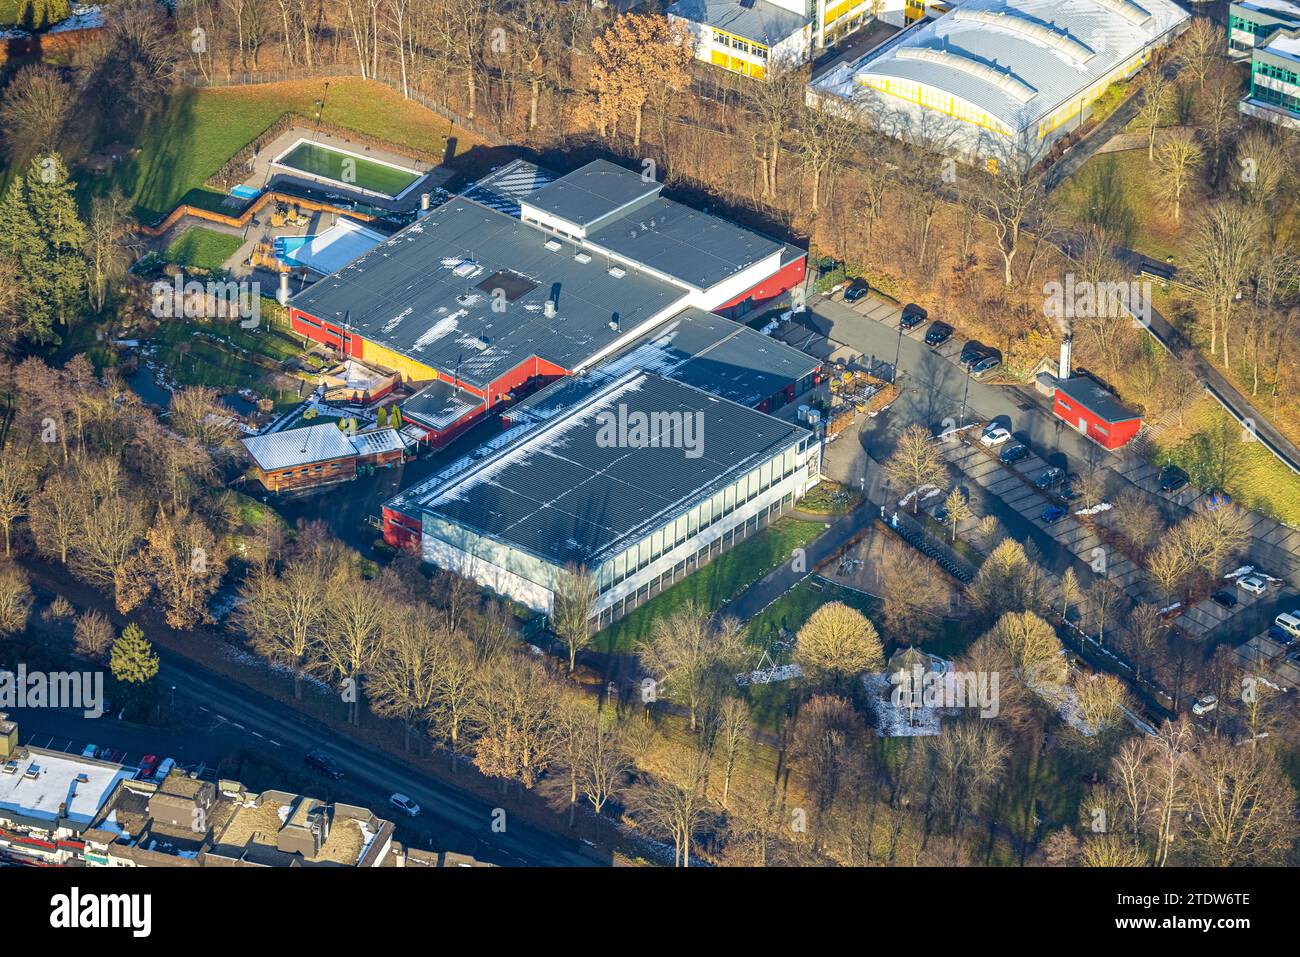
[826, 0, 853, 24]
[358, 337, 441, 385]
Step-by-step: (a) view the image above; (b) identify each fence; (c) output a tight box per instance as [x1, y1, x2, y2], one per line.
[179, 66, 507, 148]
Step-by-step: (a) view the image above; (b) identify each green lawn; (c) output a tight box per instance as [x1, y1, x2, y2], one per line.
[744, 577, 878, 653]
[1054, 149, 1187, 263]
[589, 518, 825, 656]
[163, 227, 244, 272]
[741, 577, 881, 732]
[81, 78, 473, 224]
[277, 142, 420, 196]
[797, 480, 862, 516]
[1155, 399, 1300, 526]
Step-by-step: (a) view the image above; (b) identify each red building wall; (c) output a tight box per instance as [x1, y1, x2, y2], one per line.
[383, 505, 422, 550]
[714, 255, 807, 315]
[1052, 393, 1141, 450]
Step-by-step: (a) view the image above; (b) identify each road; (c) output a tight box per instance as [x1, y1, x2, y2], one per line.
[13, 566, 599, 868]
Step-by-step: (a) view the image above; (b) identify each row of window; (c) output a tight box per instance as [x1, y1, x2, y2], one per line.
[1255, 60, 1299, 85]
[1230, 16, 1272, 37]
[1253, 81, 1300, 113]
[825, 0, 858, 26]
[711, 29, 769, 59]
[595, 444, 801, 593]
[711, 50, 767, 79]
[863, 78, 1010, 134]
[594, 498, 792, 628]
[272, 462, 345, 480]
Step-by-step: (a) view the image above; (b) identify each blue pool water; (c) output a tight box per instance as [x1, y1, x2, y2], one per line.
[274, 236, 310, 266]
[230, 184, 261, 200]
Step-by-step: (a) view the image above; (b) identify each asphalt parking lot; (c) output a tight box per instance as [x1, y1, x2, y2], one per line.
[1236, 628, 1300, 688]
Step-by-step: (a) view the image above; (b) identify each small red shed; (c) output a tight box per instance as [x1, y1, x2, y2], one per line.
[1051, 376, 1142, 451]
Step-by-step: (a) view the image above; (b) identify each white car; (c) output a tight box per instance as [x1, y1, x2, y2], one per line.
[980, 426, 1011, 448]
[389, 793, 421, 817]
[1192, 695, 1218, 716]
[1237, 575, 1266, 596]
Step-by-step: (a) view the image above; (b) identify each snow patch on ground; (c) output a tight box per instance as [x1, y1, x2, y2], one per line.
[1027, 674, 1097, 736]
[737, 663, 803, 686]
[863, 673, 953, 737]
[1224, 565, 1283, 583]
[898, 484, 941, 509]
[1074, 502, 1112, 516]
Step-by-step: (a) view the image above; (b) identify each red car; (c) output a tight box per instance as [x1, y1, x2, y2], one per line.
[137, 755, 160, 780]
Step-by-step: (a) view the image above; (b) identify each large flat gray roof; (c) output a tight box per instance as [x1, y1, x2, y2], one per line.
[511, 307, 821, 422]
[521, 159, 662, 228]
[420, 371, 808, 568]
[289, 198, 687, 388]
[587, 196, 783, 291]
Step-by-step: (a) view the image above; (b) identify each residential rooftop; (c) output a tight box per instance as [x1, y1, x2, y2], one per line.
[418, 370, 809, 568]
[210, 791, 390, 867]
[0, 748, 135, 826]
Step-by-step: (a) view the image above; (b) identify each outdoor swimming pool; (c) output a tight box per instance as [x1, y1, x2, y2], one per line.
[272, 139, 423, 199]
[230, 184, 262, 201]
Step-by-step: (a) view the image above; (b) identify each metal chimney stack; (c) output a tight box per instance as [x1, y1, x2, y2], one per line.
[544, 299, 557, 319]
[1059, 334, 1073, 380]
[277, 270, 290, 306]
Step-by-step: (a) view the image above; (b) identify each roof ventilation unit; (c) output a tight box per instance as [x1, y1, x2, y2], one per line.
[452, 260, 479, 278]
[574, 252, 592, 264]
[544, 239, 562, 251]
[608, 266, 626, 278]
[544, 300, 557, 319]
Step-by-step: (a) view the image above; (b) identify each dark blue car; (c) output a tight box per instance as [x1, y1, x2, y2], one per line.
[1041, 505, 1068, 524]
[900, 303, 928, 329]
[1000, 444, 1029, 464]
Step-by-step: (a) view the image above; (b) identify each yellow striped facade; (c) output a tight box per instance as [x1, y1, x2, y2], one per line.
[824, 0, 868, 27]
[823, 0, 869, 44]
[856, 74, 1015, 134]
[1035, 48, 1151, 138]
[709, 27, 770, 79]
